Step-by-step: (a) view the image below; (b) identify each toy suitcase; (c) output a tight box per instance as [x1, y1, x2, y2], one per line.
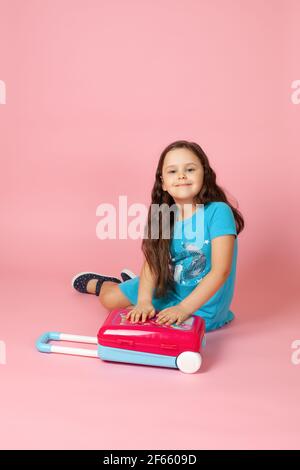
[36, 308, 206, 374]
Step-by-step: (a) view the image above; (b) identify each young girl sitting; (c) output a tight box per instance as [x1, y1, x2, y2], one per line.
[72, 140, 244, 332]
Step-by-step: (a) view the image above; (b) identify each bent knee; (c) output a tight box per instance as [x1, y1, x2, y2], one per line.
[99, 290, 116, 309]
[99, 284, 130, 309]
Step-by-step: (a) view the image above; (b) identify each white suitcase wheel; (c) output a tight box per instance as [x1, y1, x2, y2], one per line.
[176, 351, 202, 373]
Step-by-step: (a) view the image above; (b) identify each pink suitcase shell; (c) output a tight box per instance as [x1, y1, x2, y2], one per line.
[97, 308, 206, 373]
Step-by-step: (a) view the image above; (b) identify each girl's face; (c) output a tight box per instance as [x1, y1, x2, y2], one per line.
[161, 148, 204, 206]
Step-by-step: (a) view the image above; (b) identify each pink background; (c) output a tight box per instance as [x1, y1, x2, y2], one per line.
[1, 0, 300, 450]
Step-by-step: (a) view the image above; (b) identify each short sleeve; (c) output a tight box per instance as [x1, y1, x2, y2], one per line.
[208, 202, 237, 240]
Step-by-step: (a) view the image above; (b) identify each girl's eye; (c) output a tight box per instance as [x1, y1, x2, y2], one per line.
[167, 168, 195, 174]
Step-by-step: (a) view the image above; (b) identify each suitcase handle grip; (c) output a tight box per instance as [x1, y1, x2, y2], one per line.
[36, 332, 99, 358]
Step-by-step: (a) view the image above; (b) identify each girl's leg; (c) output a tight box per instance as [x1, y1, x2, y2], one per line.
[86, 279, 134, 309]
[98, 281, 134, 310]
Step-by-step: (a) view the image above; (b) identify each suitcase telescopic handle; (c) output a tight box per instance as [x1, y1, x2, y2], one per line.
[36, 332, 99, 358]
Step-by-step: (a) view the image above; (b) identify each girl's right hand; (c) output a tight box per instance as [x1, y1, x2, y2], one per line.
[125, 301, 156, 323]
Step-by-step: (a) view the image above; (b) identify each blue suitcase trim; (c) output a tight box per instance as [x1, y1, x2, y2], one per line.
[98, 345, 177, 369]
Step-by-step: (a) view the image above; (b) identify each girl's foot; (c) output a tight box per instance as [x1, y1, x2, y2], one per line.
[120, 268, 137, 282]
[72, 272, 121, 296]
[86, 279, 98, 294]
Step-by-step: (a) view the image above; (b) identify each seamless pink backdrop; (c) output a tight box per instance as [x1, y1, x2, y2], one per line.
[0, 0, 299, 450]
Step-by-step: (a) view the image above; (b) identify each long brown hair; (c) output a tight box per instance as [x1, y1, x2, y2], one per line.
[141, 140, 245, 298]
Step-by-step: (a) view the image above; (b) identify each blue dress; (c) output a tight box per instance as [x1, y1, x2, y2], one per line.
[118, 202, 238, 331]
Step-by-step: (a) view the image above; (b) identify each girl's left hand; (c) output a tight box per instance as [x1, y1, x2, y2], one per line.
[155, 304, 192, 326]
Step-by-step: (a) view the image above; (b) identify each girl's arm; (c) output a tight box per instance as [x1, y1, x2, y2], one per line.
[179, 270, 229, 316]
[179, 235, 236, 315]
[126, 259, 158, 322]
[137, 259, 157, 303]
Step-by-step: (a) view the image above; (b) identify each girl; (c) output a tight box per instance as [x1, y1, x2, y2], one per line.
[72, 140, 244, 332]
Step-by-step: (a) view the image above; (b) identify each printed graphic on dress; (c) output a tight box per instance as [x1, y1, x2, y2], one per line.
[171, 241, 209, 286]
